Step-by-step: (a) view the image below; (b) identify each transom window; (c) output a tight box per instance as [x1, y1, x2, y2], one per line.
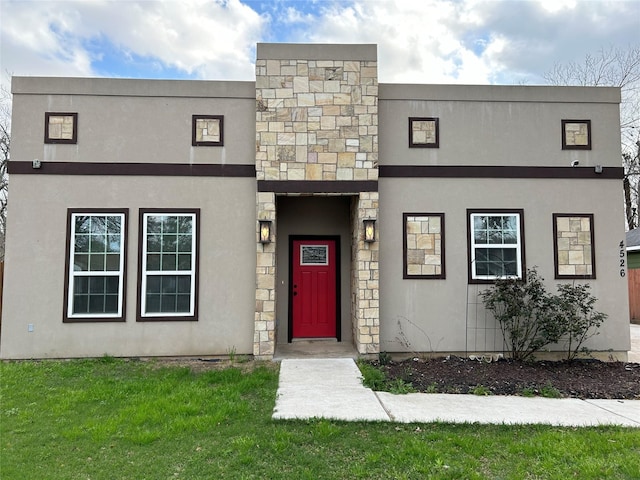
[139, 210, 199, 320]
[468, 210, 524, 282]
[65, 210, 127, 321]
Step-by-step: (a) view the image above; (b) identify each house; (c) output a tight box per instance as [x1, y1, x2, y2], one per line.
[0, 43, 631, 360]
[627, 228, 640, 323]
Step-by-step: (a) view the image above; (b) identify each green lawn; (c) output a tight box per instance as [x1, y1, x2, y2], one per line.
[1, 358, 639, 479]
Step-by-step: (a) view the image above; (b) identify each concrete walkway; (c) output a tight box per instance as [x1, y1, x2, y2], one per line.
[273, 358, 640, 427]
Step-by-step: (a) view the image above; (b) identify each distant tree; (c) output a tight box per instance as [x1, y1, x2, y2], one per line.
[544, 45, 640, 230]
[0, 83, 10, 261]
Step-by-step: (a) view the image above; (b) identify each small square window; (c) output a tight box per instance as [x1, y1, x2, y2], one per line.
[45, 112, 78, 144]
[409, 117, 439, 148]
[403, 213, 445, 279]
[553, 213, 596, 279]
[562, 120, 591, 150]
[192, 115, 224, 146]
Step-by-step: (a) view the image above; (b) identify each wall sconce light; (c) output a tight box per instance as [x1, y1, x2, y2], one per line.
[259, 220, 272, 244]
[364, 219, 376, 243]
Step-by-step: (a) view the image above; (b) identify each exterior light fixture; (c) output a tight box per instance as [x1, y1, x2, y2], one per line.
[259, 220, 272, 244]
[364, 219, 376, 243]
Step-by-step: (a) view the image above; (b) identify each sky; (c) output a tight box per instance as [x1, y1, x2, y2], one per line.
[0, 0, 639, 90]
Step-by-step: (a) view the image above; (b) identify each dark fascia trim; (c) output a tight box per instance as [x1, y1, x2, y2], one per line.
[552, 213, 596, 280]
[63, 208, 129, 323]
[258, 180, 378, 193]
[402, 212, 446, 280]
[288, 235, 342, 343]
[379, 165, 624, 180]
[136, 208, 200, 322]
[8, 161, 256, 177]
[467, 208, 527, 285]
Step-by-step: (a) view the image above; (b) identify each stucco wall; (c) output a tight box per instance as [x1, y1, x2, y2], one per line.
[10, 77, 256, 166]
[379, 84, 622, 168]
[0, 175, 257, 359]
[379, 177, 630, 355]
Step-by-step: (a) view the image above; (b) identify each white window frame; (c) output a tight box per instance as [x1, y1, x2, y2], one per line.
[140, 212, 197, 319]
[66, 212, 126, 320]
[470, 211, 523, 281]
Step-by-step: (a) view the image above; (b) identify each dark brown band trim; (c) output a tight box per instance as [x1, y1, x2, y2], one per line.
[379, 165, 624, 180]
[8, 161, 256, 177]
[258, 180, 378, 193]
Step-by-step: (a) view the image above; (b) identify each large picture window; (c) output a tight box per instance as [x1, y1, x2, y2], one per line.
[138, 209, 199, 321]
[64, 209, 127, 322]
[468, 209, 525, 283]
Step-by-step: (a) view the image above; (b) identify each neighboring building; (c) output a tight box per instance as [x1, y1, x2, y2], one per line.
[0, 43, 632, 360]
[627, 228, 640, 323]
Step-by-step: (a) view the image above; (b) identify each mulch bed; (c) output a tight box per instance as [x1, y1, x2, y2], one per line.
[378, 356, 640, 399]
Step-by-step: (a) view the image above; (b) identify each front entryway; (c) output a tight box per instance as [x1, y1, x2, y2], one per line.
[290, 237, 340, 341]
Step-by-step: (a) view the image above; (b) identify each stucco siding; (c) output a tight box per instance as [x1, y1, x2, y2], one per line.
[10, 78, 256, 166]
[379, 90, 621, 168]
[0, 175, 257, 359]
[379, 177, 630, 354]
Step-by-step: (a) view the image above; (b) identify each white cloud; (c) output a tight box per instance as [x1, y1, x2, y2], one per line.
[1, 0, 265, 82]
[0, 0, 638, 89]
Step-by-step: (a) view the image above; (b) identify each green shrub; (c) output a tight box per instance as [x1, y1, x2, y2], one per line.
[357, 361, 387, 390]
[540, 383, 562, 398]
[378, 351, 392, 365]
[387, 378, 415, 394]
[471, 385, 491, 396]
[481, 268, 607, 361]
[481, 268, 561, 361]
[554, 283, 607, 360]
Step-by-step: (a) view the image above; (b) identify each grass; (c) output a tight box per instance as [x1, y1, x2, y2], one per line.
[1, 359, 639, 479]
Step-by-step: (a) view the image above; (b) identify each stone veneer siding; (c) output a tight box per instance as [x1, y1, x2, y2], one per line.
[254, 45, 379, 358]
[351, 193, 380, 354]
[254, 192, 277, 357]
[255, 58, 378, 181]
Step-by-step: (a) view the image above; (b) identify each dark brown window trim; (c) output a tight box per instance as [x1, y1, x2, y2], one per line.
[409, 117, 439, 148]
[192, 115, 224, 146]
[137, 208, 200, 322]
[8, 161, 256, 177]
[63, 208, 129, 323]
[467, 208, 526, 285]
[258, 180, 378, 193]
[45, 112, 78, 144]
[562, 119, 591, 150]
[402, 212, 446, 279]
[379, 165, 623, 179]
[552, 213, 596, 280]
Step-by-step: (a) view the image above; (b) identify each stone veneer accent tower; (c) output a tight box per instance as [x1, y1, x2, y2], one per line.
[254, 44, 380, 358]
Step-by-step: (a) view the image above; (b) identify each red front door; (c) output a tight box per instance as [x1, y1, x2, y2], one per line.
[292, 239, 337, 338]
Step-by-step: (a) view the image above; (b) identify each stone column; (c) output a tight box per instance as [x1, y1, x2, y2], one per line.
[254, 191, 277, 358]
[351, 192, 380, 354]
